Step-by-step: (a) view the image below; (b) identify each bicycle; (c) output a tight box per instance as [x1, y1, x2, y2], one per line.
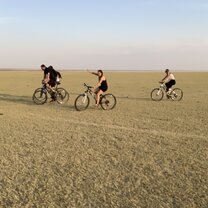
[151, 82, 183, 101]
[32, 82, 69, 105]
[74, 83, 117, 111]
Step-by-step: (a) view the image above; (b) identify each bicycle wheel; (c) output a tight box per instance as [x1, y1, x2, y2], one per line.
[100, 94, 117, 110]
[171, 88, 183, 101]
[56, 88, 69, 104]
[32, 88, 47, 105]
[74, 94, 90, 111]
[151, 88, 164, 101]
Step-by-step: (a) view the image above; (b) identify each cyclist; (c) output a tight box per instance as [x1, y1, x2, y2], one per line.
[160, 69, 176, 95]
[41, 64, 61, 86]
[41, 64, 61, 101]
[88, 69, 108, 106]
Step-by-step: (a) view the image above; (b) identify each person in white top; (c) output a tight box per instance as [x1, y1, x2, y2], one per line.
[160, 69, 176, 94]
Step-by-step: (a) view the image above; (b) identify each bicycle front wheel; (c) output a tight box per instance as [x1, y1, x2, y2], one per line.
[32, 88, 47, 105]
[100, 94, 117, 110]
[151, 88, 164, 101]
[171, 88, 183, 101]
[56, 88, 69, 104]
[74, 94, 90, 111]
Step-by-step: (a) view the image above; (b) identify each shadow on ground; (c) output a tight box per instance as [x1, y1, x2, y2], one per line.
[0, 93, 33, 105]
[117, 96, 150, 101]
[0, 93, 76, 111]
[0, 93, 150, 108]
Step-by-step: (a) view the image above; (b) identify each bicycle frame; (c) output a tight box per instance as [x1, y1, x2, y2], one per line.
[83, 83, 96, 99]
[151, 82, 183, 101]
[42, 82, 60, 95]
[75, 83, 116, 111]
[82, 83, 109, 105]
[158, 83, 174, 94]
[156, 83, 167, 95]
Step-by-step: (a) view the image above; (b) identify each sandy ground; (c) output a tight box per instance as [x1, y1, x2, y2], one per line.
[0, 71, 207, 207]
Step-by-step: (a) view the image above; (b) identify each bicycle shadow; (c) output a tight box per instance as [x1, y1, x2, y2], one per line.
[0, 93, 33, 105]
[0, 93, 77, 110]
[116, 96, 150, 101]
[0, 93, 151, 110]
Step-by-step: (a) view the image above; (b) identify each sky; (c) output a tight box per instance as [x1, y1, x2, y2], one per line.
[0, 0, 208, 70]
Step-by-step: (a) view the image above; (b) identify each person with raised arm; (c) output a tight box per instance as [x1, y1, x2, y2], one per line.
[87, 69, 108, 106]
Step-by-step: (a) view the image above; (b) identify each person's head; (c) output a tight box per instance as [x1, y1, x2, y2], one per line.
[41, 64, 46, 71]
[165, 69, 170, 74]
[97, 69, 103, 77]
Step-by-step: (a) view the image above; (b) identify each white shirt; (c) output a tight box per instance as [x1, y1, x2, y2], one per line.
[166, 73, 175, 82]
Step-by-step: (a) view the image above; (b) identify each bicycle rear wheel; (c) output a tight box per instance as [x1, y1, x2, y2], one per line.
[32, 88, 47, 105]
[56, 88, 69, 104]
[151, 88, 164, 101]
[171, 88, 183, 101]
[74, 94, 90, 111]
[100, 94, 117, 110]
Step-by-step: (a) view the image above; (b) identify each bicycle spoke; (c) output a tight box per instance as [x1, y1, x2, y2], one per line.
[56, 88, 69, 104]
[100, 94, 116, 110]
[32, 88, 47, 105]
[74, 94, 90, 111]
[151, 88, 164, 101]
[171, 88, 183, 101]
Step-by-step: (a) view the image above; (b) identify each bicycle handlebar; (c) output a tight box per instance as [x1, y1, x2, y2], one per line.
[42, 80, 61, 85]
[84, 83, 93, 89]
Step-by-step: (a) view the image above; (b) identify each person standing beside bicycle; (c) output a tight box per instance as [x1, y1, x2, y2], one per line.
[160, 69, 176, 95]
[87, 69, 108, 106]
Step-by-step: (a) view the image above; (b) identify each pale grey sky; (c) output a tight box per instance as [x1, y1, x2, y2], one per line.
[0, 0, 208, 70]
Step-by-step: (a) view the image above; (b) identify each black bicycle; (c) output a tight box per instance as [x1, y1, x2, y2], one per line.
[32, 82, 69, 105]
[74, 83, 116, 111]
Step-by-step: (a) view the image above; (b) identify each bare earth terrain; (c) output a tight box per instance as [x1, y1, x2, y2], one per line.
[0, 71, 207, 207]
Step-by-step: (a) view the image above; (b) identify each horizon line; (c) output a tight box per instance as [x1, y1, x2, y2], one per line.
[0, 68, 208, 72]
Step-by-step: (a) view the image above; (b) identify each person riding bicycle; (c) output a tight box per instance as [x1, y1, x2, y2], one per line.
[41, 64, 62, 101]
[160, 69, 176, 95]
[41, 64, 62, 86]
[88, 69, 108, 106]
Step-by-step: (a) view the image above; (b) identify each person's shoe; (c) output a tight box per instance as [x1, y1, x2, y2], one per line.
[50, 99, 55, 102]
[94, 104, 99, 108]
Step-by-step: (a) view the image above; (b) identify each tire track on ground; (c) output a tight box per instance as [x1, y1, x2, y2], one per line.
[41, 115, 208, 140]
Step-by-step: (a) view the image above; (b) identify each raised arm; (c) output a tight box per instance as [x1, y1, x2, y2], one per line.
[87, 69, 98, 76]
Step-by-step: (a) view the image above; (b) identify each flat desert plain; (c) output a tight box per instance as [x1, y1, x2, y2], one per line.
[0, 71, 207, 207]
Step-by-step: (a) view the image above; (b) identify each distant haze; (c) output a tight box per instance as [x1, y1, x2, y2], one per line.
[0, 0, 208, 71]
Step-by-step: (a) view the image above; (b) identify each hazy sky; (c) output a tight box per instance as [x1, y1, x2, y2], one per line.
[0, 0, 208, 70]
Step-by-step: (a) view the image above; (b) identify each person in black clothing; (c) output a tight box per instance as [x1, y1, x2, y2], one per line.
[88, 69, 108, 106]
[40, 64, 61, 101]
[41, 64, 61, 87]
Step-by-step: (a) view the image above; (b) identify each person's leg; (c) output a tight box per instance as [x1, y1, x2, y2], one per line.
[96, 89, 103, 105]
[47, 81, 55, 92]
[47, 81, 56, 101]
[166, 81, 174, 95]
[170, 80, 176, 96]
[93, 87, 99, 102]
[165, 82, 171, 92]
[94, 88, 99, 95]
